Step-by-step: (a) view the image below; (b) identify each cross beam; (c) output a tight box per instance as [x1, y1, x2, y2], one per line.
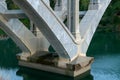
[1, 10, 27, 19]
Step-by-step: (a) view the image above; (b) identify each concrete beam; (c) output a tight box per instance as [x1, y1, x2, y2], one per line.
[67, 0, 81, 41]
[1, 10, 87, 20]
[80, 0, 111, 55]
[54, 0, 67, 21]
[1, 10, 27, 19]
[13, 0, 78, 61]
[0, 9, 86, 20]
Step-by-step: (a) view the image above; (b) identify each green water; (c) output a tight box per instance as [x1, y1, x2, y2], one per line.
[0, 32, 120, 80]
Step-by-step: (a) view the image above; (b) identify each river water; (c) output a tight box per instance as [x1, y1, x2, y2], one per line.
[0, 32, 120, 80]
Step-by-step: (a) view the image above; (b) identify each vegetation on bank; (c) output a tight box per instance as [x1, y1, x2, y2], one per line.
[0, 0, 120, 36]
[98, 0, 120, 32]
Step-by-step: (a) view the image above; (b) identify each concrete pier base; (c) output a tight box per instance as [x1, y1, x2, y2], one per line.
[17, 52, 93, 77]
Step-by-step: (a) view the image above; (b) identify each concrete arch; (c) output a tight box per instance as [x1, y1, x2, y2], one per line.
[0, 1, 49, 59]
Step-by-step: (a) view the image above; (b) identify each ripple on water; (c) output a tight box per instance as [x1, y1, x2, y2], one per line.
[0, 68, 23, 80]
[91, 54, 120, 80]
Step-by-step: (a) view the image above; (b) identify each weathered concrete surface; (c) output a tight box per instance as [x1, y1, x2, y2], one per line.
[0, 1, 49, 56]
[67, 0, 80, 41]
[0, 0, 111, 77]
[19, 61, 91, 77]
[0, 16, 47, 55]
[18, 52, 93, 77]
[89, 0, 101, 10]
[13, 0, 78, 61]
[0, 16, 29, 53]
[54, 0, 67, 21]
[79, 0, 111, 55]
[0, 0, 7, 12]
[0, 1, 112, 78]
[30, 21, 50, 52]
[2, 10, 27, 19]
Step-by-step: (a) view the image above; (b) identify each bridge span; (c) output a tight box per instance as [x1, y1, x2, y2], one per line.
[0, 0, 111, 77]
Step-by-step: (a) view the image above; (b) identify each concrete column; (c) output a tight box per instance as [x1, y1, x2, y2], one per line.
[67, 0, 80, 41]
[55, 0, 62, 11]
[30, 21, 50, 51]
[67, 0, 72, 30]
[54, 0, 67, 21]
[36, 28, 50, 51]
[89, 0, 100, 10]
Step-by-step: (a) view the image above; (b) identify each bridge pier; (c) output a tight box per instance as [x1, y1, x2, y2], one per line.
[0, 0, 111, 78]
[14, 0, 93, 77]
[17, 51, 93, 77]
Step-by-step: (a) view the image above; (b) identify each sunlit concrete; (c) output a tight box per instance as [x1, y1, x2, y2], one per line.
[0, 0, 112, 77]
[13, 0, 79, 61]
[0, 1, 50, 60]
[79, 0, 111, 55]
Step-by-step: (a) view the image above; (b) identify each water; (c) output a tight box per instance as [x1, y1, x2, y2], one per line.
[87, 32, 120, 80]
[0, 32, 120, 80]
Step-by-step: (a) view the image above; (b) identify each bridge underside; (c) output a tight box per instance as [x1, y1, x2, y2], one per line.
[0, 0, 111, 77]
[0, 1, 50, 60]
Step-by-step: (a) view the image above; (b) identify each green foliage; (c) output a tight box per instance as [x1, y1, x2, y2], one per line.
[50, 0, 56, 10]
[19, 19, 30, 29]
[0, 0, 120, 35]
[0, 30, 6, 35]
[0, 0, 19, 36]
[6, 0, 19, 10]
[98, 0, 120, 32]
[80, 0, 90, 10]
[0, 0, 30, 36]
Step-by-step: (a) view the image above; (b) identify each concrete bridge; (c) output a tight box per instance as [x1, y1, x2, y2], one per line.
[0, 0, 111, 77]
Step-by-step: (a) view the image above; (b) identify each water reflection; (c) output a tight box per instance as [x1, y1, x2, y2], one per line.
[87, 32, 120, 80]
[17, 67, 93, 80]
[0, 39, 21, 69]
[0, 38, 93, 80]
[0, 39, 22, 80]
[0, 69, 22, 80]
[1, 32, 120, 80]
